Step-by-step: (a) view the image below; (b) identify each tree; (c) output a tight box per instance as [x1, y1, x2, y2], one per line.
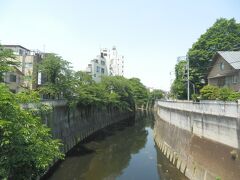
[73, 71, 94, 86]
[170, 60, 188, 99]
[39, 53, 72, 99]
[148, 89, 164, 107]
[101, 76, 135, 110]
[0, 84, 63, 179]
[128, 78, 148, 108]
[188, 18, 240, 92]
[0, 45, 19, 82]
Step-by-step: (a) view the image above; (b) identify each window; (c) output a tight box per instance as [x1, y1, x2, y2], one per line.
[19, 49, 23, 55]
[217, 77, 225, 87]
[232, 75, 237, 83]
[25, 63, 33, 68]
[95, 59, 99, 63]
[96, 66, 100, 72]
[101, 68, 105, 74]
[101, 61, 105, 65]
[104, 53, 107, 56]
[9, 74, 17, 82]
[220, 62, 224, 70]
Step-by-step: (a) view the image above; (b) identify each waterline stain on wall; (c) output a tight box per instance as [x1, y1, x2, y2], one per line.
[154, 109, 240, 180]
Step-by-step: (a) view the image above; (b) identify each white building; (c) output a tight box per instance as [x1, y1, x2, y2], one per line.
[86, 55, 108, 83]
[100, 46, 124, 76]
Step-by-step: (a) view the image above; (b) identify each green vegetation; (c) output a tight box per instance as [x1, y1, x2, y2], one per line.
[171, 18, 240, 99]
[38, 53, 156, 110]
[0, 47, 64, 179]
[0, 84, 64, 179]
[170, 60, 187, 99]
[1, 45, 163, 179]
[38, 53, 73, 99]
[0, 45, 19, 82]
[148, 89, 164, 107]
[200, 85, 240, 101]
[188, 18, 240, 91]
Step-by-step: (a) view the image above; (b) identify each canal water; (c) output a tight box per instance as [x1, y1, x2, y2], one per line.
[44, 112, 187, 180]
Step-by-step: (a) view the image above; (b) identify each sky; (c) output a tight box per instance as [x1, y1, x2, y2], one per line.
[0, 0, 240, 91]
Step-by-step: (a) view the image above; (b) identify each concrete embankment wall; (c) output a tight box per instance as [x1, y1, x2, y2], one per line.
[42, 100, 134, 153]
[154, 100, 240, 180]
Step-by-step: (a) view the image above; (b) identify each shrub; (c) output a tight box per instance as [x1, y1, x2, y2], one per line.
[200, 85, 240, 101]
[219, 87, 234, 101]
[200, 85, 220, 100]
[228, 92, 240, 101]
[191, 94, 200, 102]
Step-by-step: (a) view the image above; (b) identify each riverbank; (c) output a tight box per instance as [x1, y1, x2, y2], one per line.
[44, 103, 134, 154]
[154, 101, 240, 180]
[42, 112, 187, 180]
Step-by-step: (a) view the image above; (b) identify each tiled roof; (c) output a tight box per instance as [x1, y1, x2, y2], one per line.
[218, 51, 240, 69]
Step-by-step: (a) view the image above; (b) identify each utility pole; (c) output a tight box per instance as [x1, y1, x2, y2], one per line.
[187, 55, 190, 101]
[177, 55, 190, 100]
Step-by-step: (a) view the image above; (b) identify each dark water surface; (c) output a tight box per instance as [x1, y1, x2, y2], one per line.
[45, 112, 187, 180]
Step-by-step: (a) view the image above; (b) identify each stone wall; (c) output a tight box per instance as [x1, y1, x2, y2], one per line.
[43, 101, 134, 153]
[154, 100, 240, 180]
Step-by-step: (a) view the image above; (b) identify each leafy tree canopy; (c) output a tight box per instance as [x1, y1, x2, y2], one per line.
[188, 18, 240, 91]
[39, 53, 73, 99]
[171, 18, 240, 100]
[128, 78, 149, 107]
[170, 60, 187, 99]
[0, 45, 19, 82]
[0, 84, 63, 179]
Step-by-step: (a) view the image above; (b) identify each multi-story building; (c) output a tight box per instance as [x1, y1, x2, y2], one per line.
[3, 45, 43, 90]
[3, 67, 24, 93]
[86, 55, 108, 83]
[100, 46, 124, 76]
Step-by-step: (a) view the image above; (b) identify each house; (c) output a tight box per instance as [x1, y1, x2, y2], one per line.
[3, 67, 24, 93]
[207, 51, 240, 91]
[3, 45, 43, 90]
[86, 55, 108, 83]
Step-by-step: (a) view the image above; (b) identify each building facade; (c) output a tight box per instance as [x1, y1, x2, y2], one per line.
[207, 51, 240, 91]
[100, 46, 124, 76]
[3, 45, 43, 90]
[86, 55, 108, 83]
[3, 67, 24, 93]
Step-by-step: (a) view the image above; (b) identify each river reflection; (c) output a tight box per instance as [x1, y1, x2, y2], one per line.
[44, 112, 187, 180]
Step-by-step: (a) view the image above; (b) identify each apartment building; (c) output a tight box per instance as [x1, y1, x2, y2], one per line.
[3, 45, 43, 90]
[100, 46, 124, 76]
[86, 55, 108, 82]
[3, 67, 24, 93]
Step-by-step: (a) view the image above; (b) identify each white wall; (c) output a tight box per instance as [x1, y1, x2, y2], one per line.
[156, 100, 240, 148]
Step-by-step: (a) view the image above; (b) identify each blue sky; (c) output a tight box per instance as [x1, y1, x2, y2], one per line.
[0, 0, 240, 90]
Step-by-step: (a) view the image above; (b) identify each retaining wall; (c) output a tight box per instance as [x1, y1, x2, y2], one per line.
[154, 100, 240, 180]
[43, 101, 134, 153]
